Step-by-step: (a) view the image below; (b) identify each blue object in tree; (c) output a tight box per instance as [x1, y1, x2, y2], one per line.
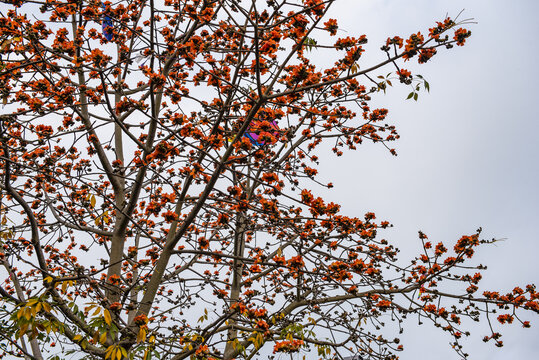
[243, 120, 279, 146]
[102, 3, 113, 41]
[243, 131, 264, 147]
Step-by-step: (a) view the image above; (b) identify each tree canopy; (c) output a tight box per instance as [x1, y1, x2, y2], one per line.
[0, 1, 536, 360]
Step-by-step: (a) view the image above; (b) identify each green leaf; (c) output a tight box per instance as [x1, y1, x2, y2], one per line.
[406, 92, 414, 100]
[304, 37, 317, 52]
[413, 92, 418, 101]
[424, 81, 430, 92]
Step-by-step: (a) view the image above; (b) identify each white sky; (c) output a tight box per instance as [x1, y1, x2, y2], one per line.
[1, 1, 537, 359]
[316, 1, 539, 359]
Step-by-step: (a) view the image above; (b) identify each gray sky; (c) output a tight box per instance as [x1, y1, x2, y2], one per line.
[317, 1, 539, 359]
[1, 1, 536, 359]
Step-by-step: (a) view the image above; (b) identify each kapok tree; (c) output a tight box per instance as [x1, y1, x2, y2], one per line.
[0, 1, 536, 360]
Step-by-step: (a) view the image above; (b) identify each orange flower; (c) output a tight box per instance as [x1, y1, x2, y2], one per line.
[273, 339, 304, 353]
[453, 28, 471, 46]
[324, 19, 338, 35]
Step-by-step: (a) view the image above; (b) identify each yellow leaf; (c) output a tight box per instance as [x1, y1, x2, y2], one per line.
[103, 211, 110, 224]
[62, 281, 68, 293]
[91, 195, 96, 208]
[27, 298, 38, 306]
[137, 327, 147, 343]
[99, 332, 107, 345]
[93, 307, 101, 316]
[120, 346, 128, 358]
[24, 307, 32, 321]
[43, 302, 56, 312]
[103, 309, 112, 325]
[18, 324, 28, 338]
[73, 335, 82, 342]
[44, 276, 53, 283]
[116, 348, 122, 360]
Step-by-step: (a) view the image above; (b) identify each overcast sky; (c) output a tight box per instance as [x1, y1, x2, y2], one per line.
[1, 1, 536, 359]
[315, 1, 539, 359]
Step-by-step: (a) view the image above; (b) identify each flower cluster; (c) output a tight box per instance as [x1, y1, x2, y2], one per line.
[273, 339, 304, 353]
[429, 17, 455, 40]
[454, 28, 472, 46]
